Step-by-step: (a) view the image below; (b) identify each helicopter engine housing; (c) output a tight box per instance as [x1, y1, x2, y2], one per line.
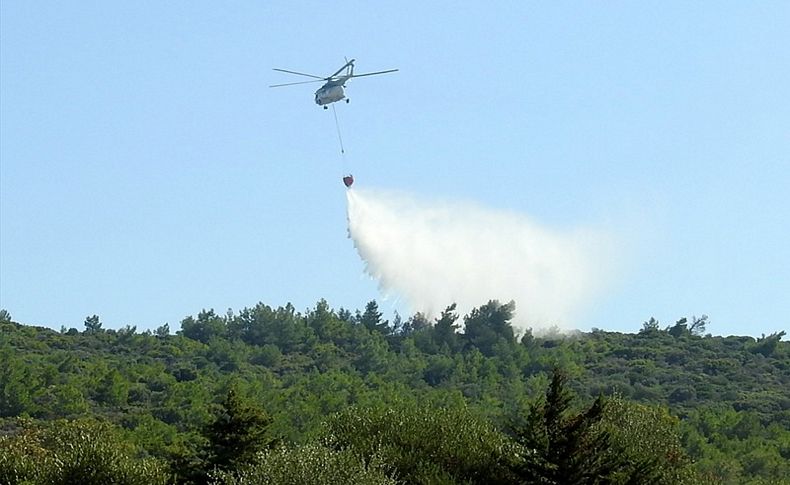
[315, 85, 345, 106]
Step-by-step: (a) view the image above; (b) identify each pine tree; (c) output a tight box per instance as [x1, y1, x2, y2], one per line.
[359, 300, 389, 334]
[512, 368, 617, 484]
[83, 314, 103, 334]
[204, 386, 275, 475]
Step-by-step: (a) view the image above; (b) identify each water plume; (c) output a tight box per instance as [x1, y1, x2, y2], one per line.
[346, 187, 619, 331]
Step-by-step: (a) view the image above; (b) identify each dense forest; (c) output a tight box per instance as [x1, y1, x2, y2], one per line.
[1, 301, 788, 484]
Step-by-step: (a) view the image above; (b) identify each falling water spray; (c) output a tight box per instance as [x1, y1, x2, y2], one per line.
[346, 187, 619, 331]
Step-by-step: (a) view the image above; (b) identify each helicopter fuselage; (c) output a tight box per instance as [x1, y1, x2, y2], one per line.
[315, 85, 345, 106]
[315, 76, 352, 106]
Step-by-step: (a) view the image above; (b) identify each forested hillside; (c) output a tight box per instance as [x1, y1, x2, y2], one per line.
[1, 301, 788, 484]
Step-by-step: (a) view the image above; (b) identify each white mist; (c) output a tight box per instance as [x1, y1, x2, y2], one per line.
[346, 187, 619, 331]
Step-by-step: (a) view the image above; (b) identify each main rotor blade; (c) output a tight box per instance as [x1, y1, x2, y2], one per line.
[349, 69, 399, 78]
[329, 58, 355, 79]
[272, 68, 325, 80]
[269, 79, 325, 88]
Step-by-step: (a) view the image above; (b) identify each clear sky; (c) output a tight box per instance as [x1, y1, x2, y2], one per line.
[1, 1, 788, 336]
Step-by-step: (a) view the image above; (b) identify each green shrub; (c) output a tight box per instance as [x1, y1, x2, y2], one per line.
[213, 443, 394, 485]
[0, 419, 169, 485]
[321, 403, 519, 484]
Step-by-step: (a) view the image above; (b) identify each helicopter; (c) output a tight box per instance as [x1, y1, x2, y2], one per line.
[270, 59, 398, 108]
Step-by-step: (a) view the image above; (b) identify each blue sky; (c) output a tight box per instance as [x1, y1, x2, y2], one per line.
[1, 1, 788, 336]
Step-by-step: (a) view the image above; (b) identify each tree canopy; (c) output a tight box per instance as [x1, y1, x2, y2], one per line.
[0, 300, 787, 484]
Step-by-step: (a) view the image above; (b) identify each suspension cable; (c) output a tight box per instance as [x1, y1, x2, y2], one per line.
[331, 103, 345, 155]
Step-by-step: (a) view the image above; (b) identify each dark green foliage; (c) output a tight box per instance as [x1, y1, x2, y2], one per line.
[179, 309, 227, 343]
[0, 419, 169, 485]
[155, 323, 170, 337]
[165, 432, 210, 485]
[750, 331, 786, 357]
[1, 300, 788, 484]
[681, 405, 790, 484]
[228, 303, 316, 352]
[512, 370, 702, 484]
[511, 369, 619, 484]
[93, 368, 129, 406]
[689, 315, 708, 336]
[359, 300, 389, 335]
[668, 317, 689, 337]
[433, 304, 460, 352]
[83, 314, 103, 334]
[321, 403, 520, 484]
[400, 312, 430, 337]
[601, 396, 700, 484]
[0, 346, 34, 417]
[463, 300, 516, 356]
[204, 386, 276, 473]
[640, 317, 660, 335]
[214, 444, 396, 485]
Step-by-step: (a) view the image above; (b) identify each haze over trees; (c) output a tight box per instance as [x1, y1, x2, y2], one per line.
[1, 300, 788, 484]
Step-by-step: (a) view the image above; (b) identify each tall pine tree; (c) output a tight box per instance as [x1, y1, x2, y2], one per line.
[204, 386, 275, 474]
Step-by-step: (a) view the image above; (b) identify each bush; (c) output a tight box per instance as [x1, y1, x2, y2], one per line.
[320, 403, 519, 484]
[213, 443, 395, 485]
[0, 419, 169, 485]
